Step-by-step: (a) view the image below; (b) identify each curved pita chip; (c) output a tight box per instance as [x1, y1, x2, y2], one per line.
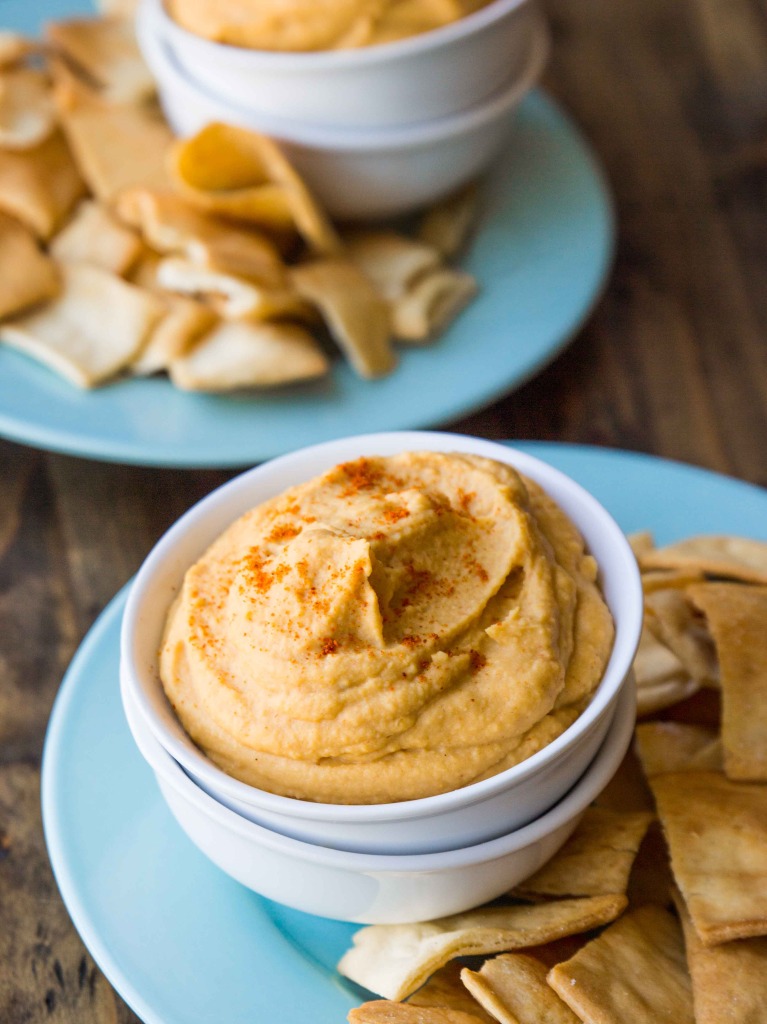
[169, 123, 342, 254]
[0, 68, 57, 150]
[418, 182, 480, 259]
[131, 295, 216, 375]
[0, 128, 86, 238]
[462, 954, 580, 1024]
[640, 535, 767, 584]
[0, 211, 59, 319]
[393, 269, 477, 343]
[644, 588, 718, 686]
[168, 320, 328, 390]
[50, 199, 143, 275]
[291, 258, 394, 377]
[634, 722, 722, 778]
[45, 15, 155, 104]
[1, 263, 163, 386]
[344, 230, 441, 301]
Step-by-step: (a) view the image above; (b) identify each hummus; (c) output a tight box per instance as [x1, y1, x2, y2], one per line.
[160, 452, 614, 803]
[168, 0, 493, 51]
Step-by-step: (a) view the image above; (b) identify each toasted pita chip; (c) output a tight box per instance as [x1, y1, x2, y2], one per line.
[349, 1002, 485, 1024]
[628, 530, 655, 558]
[0, 31, 38, 68]
[417, 182, 480, 259]
[674, 888, 767, 1024]
[54, 73, 172, 201]
[50, 199, 143, 275]
[115, 188, 286, 286]
[127, 249, 161, 289]
[0, 211, 59, 319]
[2, 262, 163, 386]
[170, 123, 341, 254]
[392, 269, 477, 343]
[156, 257, 310, 321]
[688, 582, 767, 781]
[0, 128, 86, 238]
[291, 258, 394, 378]
[407, 963, 493, 1023]
[46, 15, 154, 104]
[547, 904, 694, 1023]
[644, 588, 718, 686]
[640, 568, 707, 593]
[511, 807, 653, 900]
[131, 295, 216, 375]
[634, 623, 700, 716]
[650, 771, 767, 945]
[168, 319, 328, 390]
[337, 895, 627, 1001]
[461, 954, 580, 1024]
[634, 722, 722, 778]
[0, 67, 57, 150]
[640, 535, 767, 584]
[344, 230, 441, 301]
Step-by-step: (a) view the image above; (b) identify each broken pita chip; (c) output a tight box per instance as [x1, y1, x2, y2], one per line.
[337, 895, 627, 1002]
[461, 954, 580, 1024]
[0, 67, 57, 150]
[547, 904, 694, 1023]
[644, 588, 718, 686]
[349, 1003, 487, 1024]
[53, 73, 172, 201]
[639, 535, 767, 584]
[156, 257, 310, 321]
[0, 211, 59, 319]
[1, 262, 164, 386]
[291, 258, 394, 378]
[115, 188, 287, 287]
[168, 319, 328, 390]
[688, 582, 767, 782]
[634, 722, 722, 778]
[46, 15, 155, 104]
[0, 128, 86, 239]
[343, 230, 441, 301]
[0, 31, 38, 68]
[417, 182, 480, 259]
[131, 295, 216, 375]
[674, 888, 767, 1024]
[392, 269, 477, 343]
[170, 123, 342, 254]
[50, 199, 143, 275]
[407, 963, 493, 1022]
[650, 770, 767, 945]
[511, 807, 653, 900]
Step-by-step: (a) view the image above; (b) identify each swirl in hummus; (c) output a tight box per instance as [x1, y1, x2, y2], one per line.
[160, 452, 614, 803]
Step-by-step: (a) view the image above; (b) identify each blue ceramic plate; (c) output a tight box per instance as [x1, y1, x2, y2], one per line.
[0, 72, 613, 467]
[41, 443, 767, 1023]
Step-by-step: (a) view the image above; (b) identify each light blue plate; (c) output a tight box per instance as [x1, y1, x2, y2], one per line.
[41, 443, 767, 1023]
[0, 77, 613, 466]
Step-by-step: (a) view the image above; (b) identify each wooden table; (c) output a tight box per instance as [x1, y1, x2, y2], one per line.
[3, 0, 767, 1018]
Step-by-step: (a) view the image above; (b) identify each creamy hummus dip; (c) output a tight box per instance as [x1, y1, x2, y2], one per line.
[168, 0, 494, 51]
[160, 452, 614, 803]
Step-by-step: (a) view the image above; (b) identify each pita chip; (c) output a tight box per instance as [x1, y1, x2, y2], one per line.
[2, 262, 164, 386]
[644, 588, 718, 686]
[392, 269, 477, 343]
[0, 31, 38, 68]
[337, 895, 627, 1001]
[0, 128, 86, 239]
[650, 771, 767, 945]
[511, 807, 653, 900]
[634, 722, 722, 778]
[689, 582, 767, 781]
[343, 229, 441, 301]
[628, 530, 655, 558]
[50, 199, 143, 275]
[349, 1003, 487, 1024]
[291, 258, 394, 378]
[547, 904, 694, 1023]
[168, 320, 328, 390]
[0, 211, 59, 319]
[407, 963, 493, 1022]
[633, 623, 699, 715]
[46, 15, 155, 103]
[639, 535, 767, 584]
[0, 68, 57, 150]
[417, 182, 480, 259]
[131, 296, 216, 375]
[461, 954, 580, 1024]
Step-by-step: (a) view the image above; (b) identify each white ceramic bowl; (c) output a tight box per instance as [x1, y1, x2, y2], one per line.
[150, 0, 544, 129]
[137, 1, 549, 219]
[121, 431, 643, 855]
[122, 670, 637, 923]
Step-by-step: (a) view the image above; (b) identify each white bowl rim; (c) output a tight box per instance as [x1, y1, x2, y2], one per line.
[121, 430, 643, 824]
[141, 0, 549, 150]
[154, 0, 538, 68]
[123, 672, 636, 871]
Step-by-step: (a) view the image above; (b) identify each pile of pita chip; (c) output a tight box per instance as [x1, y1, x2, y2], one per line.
[339, 530, 767, 1023]
[0, 12, 480, 394]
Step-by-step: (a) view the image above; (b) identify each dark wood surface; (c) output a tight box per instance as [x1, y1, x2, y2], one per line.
[3, 0, 767, 1019]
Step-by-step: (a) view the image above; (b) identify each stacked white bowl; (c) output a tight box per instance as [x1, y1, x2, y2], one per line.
[136, 0, 551, 218]
[120, 432, 643, 924]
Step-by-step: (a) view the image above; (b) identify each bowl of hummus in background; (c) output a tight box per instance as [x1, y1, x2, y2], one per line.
[121, 663, 637, 923]
[120, 432, 643, 856]
[137, 0, 549, 218]
[148, 0, 546, 130]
